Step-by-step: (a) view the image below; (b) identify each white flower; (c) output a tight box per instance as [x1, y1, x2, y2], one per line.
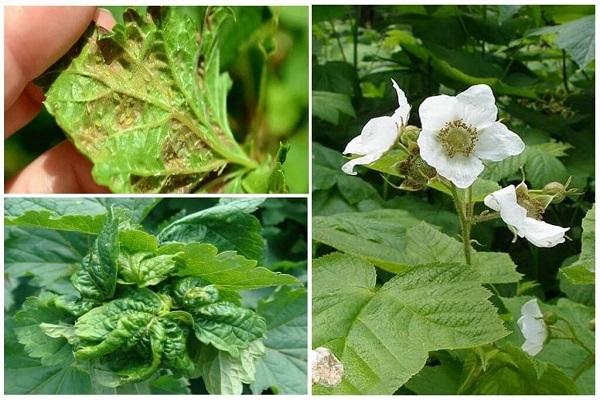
[342, 79, 410, 175]
[417, 84, 525, 188]
[484, 185, 569, 247]
[311, 347, 344, 387]
[517, 299, 547, 356]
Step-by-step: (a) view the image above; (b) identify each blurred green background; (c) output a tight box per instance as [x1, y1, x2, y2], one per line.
[5, 6, 308, 193]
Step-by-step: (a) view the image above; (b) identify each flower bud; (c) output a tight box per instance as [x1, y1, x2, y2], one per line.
[400, 125, 420, 146]
[543, 182, 567, 204]
[543, 311, 558, 325]
[588, 318, 595, 332]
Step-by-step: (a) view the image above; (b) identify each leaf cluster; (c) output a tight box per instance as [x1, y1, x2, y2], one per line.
[5, 198, 307, 394]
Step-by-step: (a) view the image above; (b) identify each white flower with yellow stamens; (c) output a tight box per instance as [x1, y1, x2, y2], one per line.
[484, 185, 569, 248]
[417, 84, 525, 188]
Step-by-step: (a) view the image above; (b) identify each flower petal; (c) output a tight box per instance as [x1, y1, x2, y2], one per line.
[521, 338, 544, 356]
[517, 299, 547, 356]
[419, 135, 483, 188]
[391, 78, 411, 125]
[341, 152, 383, 175]
[418, 94, 458, 132]
[484, 185, 527, 230]
[520, 298, 543, 319]
[475, 122, 525, 161]
[522, 218, 569, 248]
[343, 135, 365, 155]
[342, 115, 399, 159]
[454, 84, 497, 128]
[357, 116, 400, 153]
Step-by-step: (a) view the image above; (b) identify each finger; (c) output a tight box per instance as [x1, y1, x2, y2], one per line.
[95, 8, 117, 31]
[4, 6, 97, 110]
[5, 140, 110, 193]
[4, 83, 44, 138]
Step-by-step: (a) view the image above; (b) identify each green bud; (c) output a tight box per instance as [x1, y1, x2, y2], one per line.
[400, 125, 420, 146]
[543, 311, 558, 325]
[543, 182, 567, 203]
[588, 318, 595, 331]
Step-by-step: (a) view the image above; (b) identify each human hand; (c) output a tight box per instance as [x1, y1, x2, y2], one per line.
[4, 6, 116, 193]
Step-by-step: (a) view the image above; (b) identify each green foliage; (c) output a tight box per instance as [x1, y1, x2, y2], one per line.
[312, 253, 508, 394]
[312, 5, 594, 395]
[8, 6, 308, 194]
[502, 296, 594, 394]
[251, 286, 308, 394]
[562, 205, 595, 285]
[4, 198, 306, 394]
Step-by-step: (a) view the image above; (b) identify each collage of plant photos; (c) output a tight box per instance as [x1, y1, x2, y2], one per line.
[3, 3, 596, 398]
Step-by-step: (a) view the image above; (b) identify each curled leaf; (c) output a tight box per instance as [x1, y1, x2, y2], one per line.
[193, 302, 266, 357]
[44, 7, 256, 193]
[71, 211, 119, 300]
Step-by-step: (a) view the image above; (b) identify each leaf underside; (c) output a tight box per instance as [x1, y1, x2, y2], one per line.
[44, 7, 254, 193]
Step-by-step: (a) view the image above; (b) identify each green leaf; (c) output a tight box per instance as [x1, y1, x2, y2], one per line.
[404, 351, 463, 394]
[312, 209, 422, 273]
[312, 143, 380, 206]
[403, 222, 522, 284]
[118, 253, 179, 287]
[562, 205, 595, 285]
[171, 242, 299, 289]
[4, 227, 89, 304]
[192, 302, 266, 357]
[198, 340, 265, 394]
[170, 276, 220, 310]
[524, 146, 568, 188]
[482, 152, 528, 182]
[44, 7, 256, 193]
[251, 286, 307, 394]
[312, 253, 508, 394]
[313, 61, 356, 95]
[5, 317, 93, 394]
[148, 374, 191, 394]
[238, 144, 290, 194]
[14, 293, 75, 366]
[428, 178, 501, 202]
[71, 212, 120, 300]
[501, 296, 594, 394]
[312, 91, 356, 124]
[463, 343, 578, 394]
[158, 198, 264, 261]
[74, 288, 166, 357]
[528, 15, 594, 68]
[160, 317, 195, 376]
[390, 30, 536, 98]
[4, 198, 158, 234]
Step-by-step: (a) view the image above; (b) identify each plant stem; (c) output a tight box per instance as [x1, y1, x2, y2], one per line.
[352, 6, 359, 71]
[329, 19, 347, 62]
[573, 354, 594, 381]
[450, 184, 472, 265]
[550, 320, 594, 355]
[562, 49, 570, 94]
[472, 212, 500, 224]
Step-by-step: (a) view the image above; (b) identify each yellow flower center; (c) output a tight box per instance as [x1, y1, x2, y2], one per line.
[438, 120, 478, 158]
